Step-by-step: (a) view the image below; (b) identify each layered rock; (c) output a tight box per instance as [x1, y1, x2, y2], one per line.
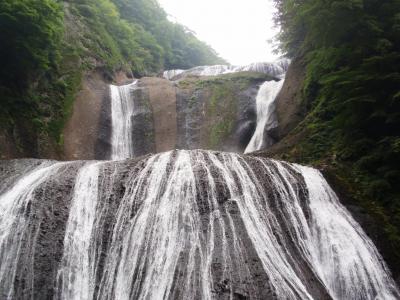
[64, 71, 274, 160]
[175, 72, 271, 152]
[1, 151, 398, 299]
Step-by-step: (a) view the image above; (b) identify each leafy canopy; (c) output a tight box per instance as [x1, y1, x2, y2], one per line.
[0, 0, 63, 88]
[273, 0, 400, 266]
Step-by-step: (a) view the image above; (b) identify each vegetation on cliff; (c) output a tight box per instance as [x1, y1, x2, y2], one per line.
[177, 72, 274, 151]
[272, 0, 400, 272]
[0, 0, 224, 157]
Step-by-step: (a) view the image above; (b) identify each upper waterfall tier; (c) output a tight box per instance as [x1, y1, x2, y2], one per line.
[0, 150, 398, 299]
[163, 59, 290, 81]
[95, 73, 273, 161]
[110, 81, 138, 160]
[245, 79, 285, 154]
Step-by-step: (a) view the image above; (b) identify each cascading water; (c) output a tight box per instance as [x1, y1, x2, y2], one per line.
[163, 59, 290, 81]
[0, 151, 398, 299]
[163, 69, 185, 80]
[0, 57, 398, 300]
[56, 162, 103, 300]
[0, 161, 68, 299]
[244, 79, 284, 153]
[110, 81, 138, 160]
[233, 61, 289, 75]
[163, 59, 287, 154]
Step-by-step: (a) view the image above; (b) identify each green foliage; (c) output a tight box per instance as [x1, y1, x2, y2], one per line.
[206, 81, 237, 149]
[110, 0, 226, 70]
[63, 0, 160, 74]
[0, 0, 66, 149]
[0, 0, 225, 154]
[274, 0, 400, 269]
[0, 0, 64, 88]
[177, 72, 264, 150]
[69, 0, 225, 74]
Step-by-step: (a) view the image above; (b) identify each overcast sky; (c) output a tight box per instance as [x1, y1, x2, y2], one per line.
[158, 0, 279, 65]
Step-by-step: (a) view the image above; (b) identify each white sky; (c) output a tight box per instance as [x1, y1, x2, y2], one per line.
[158, 0, 279, 65]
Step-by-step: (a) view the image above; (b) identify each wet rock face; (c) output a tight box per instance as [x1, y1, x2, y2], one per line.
[95, 83, 112, 160]
[94, 72, 269, 159]
[64, 70, 131, 160]
[176, 83, 208, 150]
[130, 87, 156, 156]
[231, 86, 259, 151]
[271, 56, 307, 141]
[0, 155, 318, 300]
[0, 159, 134, 299]
[175, 73, 270, 153]
[139, 78, 178, 153]
[2, 151, 397, 299]
[0, 160, 81, 299]
[56, 71, 273, 160]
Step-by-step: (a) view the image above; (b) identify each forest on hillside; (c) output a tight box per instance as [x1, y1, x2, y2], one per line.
[273, 0, 400, 268]
[0, 0, 224, 148]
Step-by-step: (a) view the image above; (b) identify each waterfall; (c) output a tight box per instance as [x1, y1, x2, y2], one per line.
[56, 162, 103, 300]
[163, 60, 287, 154]
[296, 165, 398, 299]
[163, 59, 290, 81]
[233, 60, 290, 75]
[0, 161, 68, 299]
[163, 69, 184, 80]
[61, 151, 400, 299]
[244, 79, 284, 153]
[1, 151, 397, 299]
[110, 81, 138, 160]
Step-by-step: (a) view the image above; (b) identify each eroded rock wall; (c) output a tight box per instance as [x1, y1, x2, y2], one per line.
[2, 152, 398, 299]
[270, 56, 307, 141]
[139, 77, 177, 153]
[175, 72, 271, 153]
[62, 72, 271, 160]
[63, 71, 132, 160]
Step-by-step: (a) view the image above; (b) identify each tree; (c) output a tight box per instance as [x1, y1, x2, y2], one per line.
[0, 0, 63, 89]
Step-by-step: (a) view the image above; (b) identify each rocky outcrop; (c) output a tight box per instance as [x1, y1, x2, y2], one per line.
[270, 56, 307, 141]
[175, 72, 272, 153]
[130, 85, 156, 156]
[1, 70, 278, 160]
[64, 72, 109, 160]
[139, 77, 177, 153]
[143, 72, 272, 154]
[62, 71, 273, 160]
[1, 151, 398, 299]
[63, 70, 131, 160]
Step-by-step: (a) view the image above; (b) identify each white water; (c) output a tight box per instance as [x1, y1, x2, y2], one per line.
[56, 162, 103, 300]
[163, 59, 290, 80]
[275, 161, 398, 300]
[162, 69, 185, 80]
[164, 60, 288, 154]
[233, 61, 289, 76]
[48, 150, 398, 299]
[296, 165, 398, 299]
[0, 162, 66, 299]
[0, 151, 398, 298]
[244, 79, 284, 153]
[110, 81, 138, 160]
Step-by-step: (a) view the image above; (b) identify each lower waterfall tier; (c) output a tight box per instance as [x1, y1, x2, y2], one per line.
[0, 150, 398, 299]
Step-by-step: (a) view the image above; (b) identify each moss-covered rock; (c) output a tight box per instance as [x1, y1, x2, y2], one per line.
[176, 72, 274, 152]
